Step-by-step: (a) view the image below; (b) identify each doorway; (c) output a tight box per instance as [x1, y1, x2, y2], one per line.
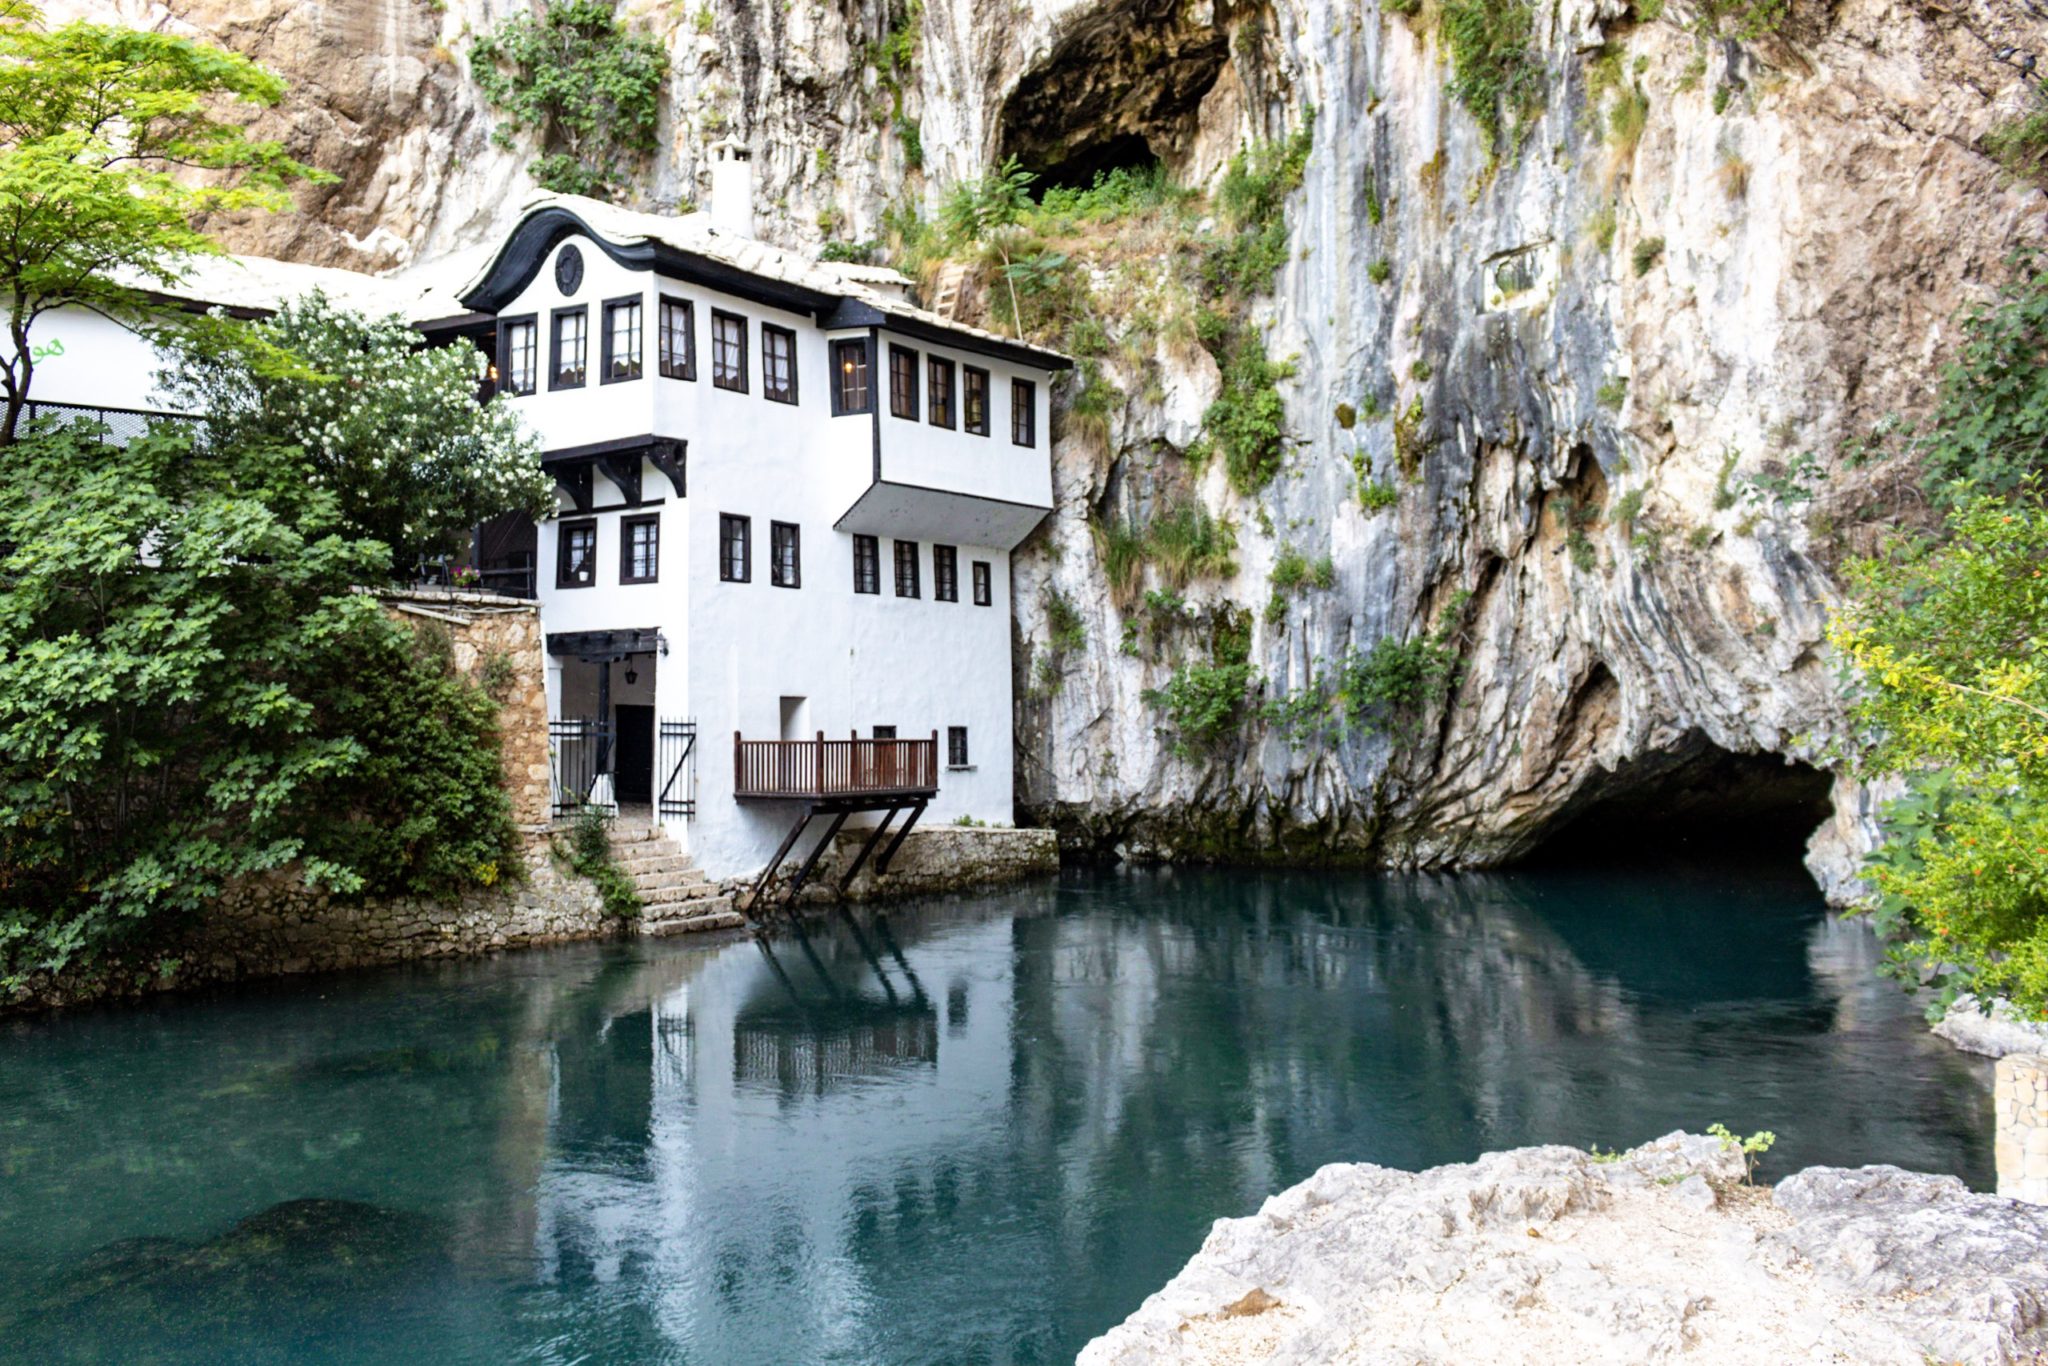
[614, 704, 655, 805]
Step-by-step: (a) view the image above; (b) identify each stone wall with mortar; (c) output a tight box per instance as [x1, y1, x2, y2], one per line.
[1996, 1054, 2048, 1205]
[727, 825, 1060, 910]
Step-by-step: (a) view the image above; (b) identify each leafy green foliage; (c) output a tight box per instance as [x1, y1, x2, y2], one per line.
[1043, 587, 1087, 656]
[0, 426, 517, 984]
[1986, 107, 2048, 196]
[163, 293, 550, 576]
[1706, 1123, 1776, 1182]
[1037, 164, 1191, 222]
[562, 805, 639, 918]
[1690, 0, 1789, 40]
[0, 6, 328, 440]
[1143, 615, 1258, 757]
[1919, 253, 2048, 507]
[1597, 375, 1628, 409]
[1204, 330, 1296, 495]
[1631, 235, 1666, 276]
[1368, 258, 1392, 284]
[468, 0, 667, 200]
[1336, 595, 1468, 739]
[1440, 0, 1545, 156]
[1207, 111, 1317, 298]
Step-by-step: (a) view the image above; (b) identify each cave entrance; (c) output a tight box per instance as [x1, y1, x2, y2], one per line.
[1522, 733, 1834, 870]
[1033, 135, 1159, 196]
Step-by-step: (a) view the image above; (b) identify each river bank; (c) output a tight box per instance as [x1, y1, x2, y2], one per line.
[1079, 1133, 2048, 1365]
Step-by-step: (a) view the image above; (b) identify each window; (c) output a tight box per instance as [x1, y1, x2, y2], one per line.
[658, 296, 695, 379]
[872, 725, 897, 739]
[620, 514, 659, 584]
[933, 544, 958, 602]
[761, 325, 798, 404]
[852, 534, 880, 594]
[719, 513, 751, 582]
[927, 356, 956, 428]
[893, 539, 920, 598]
[556, 518, 596, 588]
[499, 316, 538, 396]
[889, 344, 919, 419]
[1012, 377, 1036, 446]
[601, 297, 642, 383]
[964, 366, 989, 435]
[771, 520, 801, 588]
[712, 310, 748, 392]
[550, 307, 588, 389]
[972, 560, 992, 607]
[947, 726, 970, 768]
[831, 339, 871, 415]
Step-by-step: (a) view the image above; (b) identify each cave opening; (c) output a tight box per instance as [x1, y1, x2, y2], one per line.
[1521, 732, 1834, 871]
[1031, 134, 1161, 195]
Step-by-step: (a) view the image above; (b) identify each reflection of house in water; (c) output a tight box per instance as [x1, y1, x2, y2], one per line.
[733, 918, 940, 1100]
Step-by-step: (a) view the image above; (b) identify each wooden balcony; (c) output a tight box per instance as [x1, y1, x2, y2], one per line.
[733, 732, 939, 802]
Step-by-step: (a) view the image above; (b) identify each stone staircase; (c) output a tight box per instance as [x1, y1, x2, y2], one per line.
[609, 822, 746, 937]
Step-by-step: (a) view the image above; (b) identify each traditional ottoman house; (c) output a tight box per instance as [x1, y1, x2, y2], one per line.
[441, 170, 1069, 895]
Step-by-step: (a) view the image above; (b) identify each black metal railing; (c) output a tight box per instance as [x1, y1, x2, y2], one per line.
[550, 718, 617, 817]
[21, 400, 200, 445]
[658, 719, 697, 819]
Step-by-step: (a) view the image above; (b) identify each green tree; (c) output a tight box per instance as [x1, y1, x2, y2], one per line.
[939, 156, 1037, 337]
[468, 0, 668, 201]
[161, 292, 552, 575]
[0, 424, 518, 985]
[1919, 252, 2048, 507]
[0, 4, 327, 441]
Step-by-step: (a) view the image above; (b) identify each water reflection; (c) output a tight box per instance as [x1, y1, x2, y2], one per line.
[0, 865, 1993, 1365]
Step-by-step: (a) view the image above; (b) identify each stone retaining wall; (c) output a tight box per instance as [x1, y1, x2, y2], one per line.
[729, 825, 1060, 908]
[1996, 1054, 2048, 1204]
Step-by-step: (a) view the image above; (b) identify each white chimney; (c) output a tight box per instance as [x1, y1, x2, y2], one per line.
[707, 139, 754, 238]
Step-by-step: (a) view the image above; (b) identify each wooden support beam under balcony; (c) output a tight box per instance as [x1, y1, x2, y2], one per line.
[733, 732, 939, 803]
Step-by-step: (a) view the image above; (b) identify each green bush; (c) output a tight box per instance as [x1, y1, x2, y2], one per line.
[1204, 331, 1295, 494]
[1631, 236, 1666, 276]
[563, 805, 639, 918]
[1044, 588, 1087, 655]
[1144, 660, 1259, 755]
[1336, 594, 1469, 738]
[1596, 375, 1628, 409]
[1919, 252, 2048, 506]
[1986, 107, 2048, 195]
[1368, 258, 1392, 284]
[1441, 0, 1545, 156]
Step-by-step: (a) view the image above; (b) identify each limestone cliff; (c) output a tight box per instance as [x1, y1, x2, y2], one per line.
[71, 0, 2048, 893]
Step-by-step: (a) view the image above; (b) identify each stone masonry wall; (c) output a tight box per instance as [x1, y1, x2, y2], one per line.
[726, 826, 1060, 909]
[1996, 1054, 2048, 1205]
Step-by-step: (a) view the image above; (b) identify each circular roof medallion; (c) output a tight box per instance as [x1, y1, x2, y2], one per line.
[555, 245, 584, 295]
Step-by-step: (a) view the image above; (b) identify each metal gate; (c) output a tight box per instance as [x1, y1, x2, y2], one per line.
[550, 718, 617, 816]
[657, 718, 698, 819]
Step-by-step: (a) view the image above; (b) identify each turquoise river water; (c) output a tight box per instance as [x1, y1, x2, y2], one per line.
[0, 863, 1994, 1364]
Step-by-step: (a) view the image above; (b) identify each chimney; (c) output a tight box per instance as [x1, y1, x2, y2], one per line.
[707, 139, 754, 238]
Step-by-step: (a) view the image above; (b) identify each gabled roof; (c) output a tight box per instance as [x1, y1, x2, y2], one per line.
[457, 193, 1073, 372]
[119, 252, 466, 322]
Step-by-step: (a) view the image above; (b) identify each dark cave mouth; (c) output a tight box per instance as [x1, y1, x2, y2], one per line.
[1518, 736, 1835, 871]
[1027, 135, 1161, 195]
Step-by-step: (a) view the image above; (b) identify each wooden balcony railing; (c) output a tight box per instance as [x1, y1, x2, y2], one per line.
[733, 732, 939, 801]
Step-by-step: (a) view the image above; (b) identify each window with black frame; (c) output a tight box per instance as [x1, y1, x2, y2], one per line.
[602, 298, 642, 382]
[551, 308, 587, 388]
[556, 519, 596, 588]
[893, 539, 919, 598]
[659, 297, 695, 379]
[972, 560, 992, 606]
[771, 520, 801, 587]
[947, 726, 969, 767]
[719, 513, 751, 581]
[933, 544, 958, 601]
[713, 311, 748, 391]
[889, 344, 918, 419]
[763, 325, 798, 404]
[1012, 377, 1036, 445]
[963, 366, 989, 435]
[831, 339, 871, 414]
[852, 534, 880, 593]
[499, 318, 538, 396]
[620, 515, 659, 584]
[927, 356, 955, 428]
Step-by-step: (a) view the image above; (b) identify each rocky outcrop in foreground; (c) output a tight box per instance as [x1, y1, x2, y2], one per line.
[1080, 1133, 2048, 1365]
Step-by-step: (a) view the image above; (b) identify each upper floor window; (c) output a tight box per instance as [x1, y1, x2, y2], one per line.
[852, 534, 880, 594]
[889, 344, 919, 420]
[556, 518, 596, 588]
[621, 514, 659, 584]
[963, 366, 989, 435]
[763, 325, 798, 405]
[550, 307, 588, 389]
[947, 726, 970, 768]
[1012, 377, 1036, 446]
[659, 296, 695, 380]
[500, 316, 538, 396]
[771, 520, 801, 587]
[832, 339, 871, 415]
[933, 544, 958, 602]
[927, 356, 956, 429]
[893, 539, 919, 598]
[972, 560, 992, 606]
[719, 513, 751, 582]
[712, 311, 748, 392]
[602, 298, 642, 383]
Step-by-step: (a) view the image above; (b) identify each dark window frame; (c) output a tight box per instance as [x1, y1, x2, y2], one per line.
[927, 355, 957, 429]
[933, 544, 958, 602]
[893, 539, 920, 598]
[963, 365, 990, 436]
[762, 324, 799, 405]
[549, 305, 589, 390]
[947, 726, 970, 768]
[852, 533, 880, 594]
[497, 314, 539, 396]
[712, 310, 749, 393]
[830, 338, 871, 415]
[770, 520, 801, 588]
[889, 344, 919, 420]
[619, 513, 659, 584]
[1012, 377, 1037, 446]
[555, 517, 597, 589]
[719, 513, 752, 583]
[872, 725, 897, 740]
[658, 296, 696, 380]
[600, 296, 643, 385]
[972, 560, 992, 607]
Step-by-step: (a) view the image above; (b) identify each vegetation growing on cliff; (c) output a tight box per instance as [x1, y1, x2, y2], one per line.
[1917, 253, 2048, 506]
[469, 0, 668, 200]
[1440, 0, 1545, 156]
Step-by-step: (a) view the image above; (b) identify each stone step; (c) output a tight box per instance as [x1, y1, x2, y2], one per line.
[639, 909, 747, 937]
[607, 823, 670, 845]
[618, 851, 692, 876]
[639, 880, 716, 906]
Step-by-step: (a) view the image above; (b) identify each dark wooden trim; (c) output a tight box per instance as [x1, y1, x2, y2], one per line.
[892, 538, 920, 598]
[1011, 376, 1037, 446]
[598, 451, 642, 505]
[933, 543, 959, 602]
[868, 325, 883, 483]
[732, 734, 941, 801]
[963, 365, 990, 436]
[547, 627, 663, 659]
[619, 512, 660, 584]
[926, 354, 957, 429]
[711, 308, 749, 393]
[971, 559, 993, 606]
[770, 519, 802, 588]
[762, 322, 799, 405]
[554, 463, 594, 513]
[657, 294, 696, 380]
[887, 342, 919, 421]
[719, 512, 752, 582]
[496, 313, 539, 396]
[599, 294, 643, 385]
[829, 336, 871, 416]
[851, 533, 880, 594]
[549, 305, 588, 390]
[555, 517, 598, 589]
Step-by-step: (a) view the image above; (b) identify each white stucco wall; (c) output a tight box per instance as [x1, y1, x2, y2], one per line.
[873, 328, 1055, 512]
[18, 306, 185, 413]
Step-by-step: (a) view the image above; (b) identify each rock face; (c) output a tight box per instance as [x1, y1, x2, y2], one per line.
[64, 0, 2047, 887]
[1080, 1133, 2048, 1365]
